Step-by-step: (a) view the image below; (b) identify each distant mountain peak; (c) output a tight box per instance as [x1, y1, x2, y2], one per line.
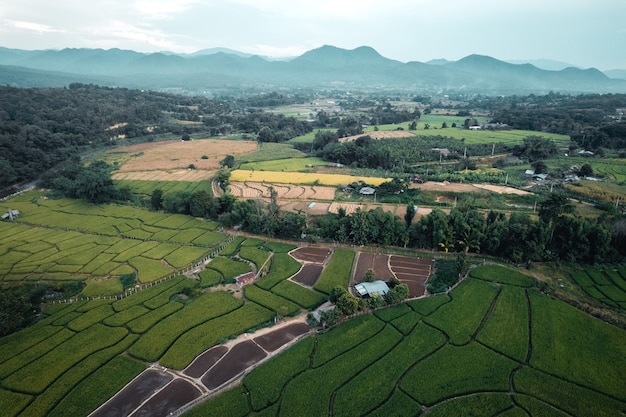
[0, 44, 624, 93]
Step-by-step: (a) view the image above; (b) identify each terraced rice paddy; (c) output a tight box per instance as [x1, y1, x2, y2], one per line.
[229, 170, 391, 187]
[0, 192, 226, 283]
[188, 264, 626, 416]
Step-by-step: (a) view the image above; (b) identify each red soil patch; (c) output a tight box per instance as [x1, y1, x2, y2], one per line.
[201, 341, 267, 390]
[291, 264, 323, 286]
[133, 379, 201, 417]
[253, 322, 310, 352]
[354, 253, 394, 283]
[183, 345, 228, 378]
[290, 247, 332, 264]
[91, 369, 172, 417]
[236, 272, 256, 286]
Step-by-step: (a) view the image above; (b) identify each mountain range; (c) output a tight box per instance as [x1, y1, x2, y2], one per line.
[1, 45, 625, 94]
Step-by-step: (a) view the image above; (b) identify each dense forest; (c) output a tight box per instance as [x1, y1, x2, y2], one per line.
[0, 85, 313, 188]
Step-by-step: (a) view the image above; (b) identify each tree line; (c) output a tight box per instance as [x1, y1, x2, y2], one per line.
[146, 178, 623, 264]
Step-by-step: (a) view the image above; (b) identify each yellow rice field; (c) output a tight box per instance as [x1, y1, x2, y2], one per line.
[229, 170, 391, 187]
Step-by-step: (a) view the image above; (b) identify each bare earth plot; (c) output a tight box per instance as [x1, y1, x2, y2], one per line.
[92, 321, 310, 417]
[353, 253, 394, 283]
[291, 264, 324, 287]
[290, 247, 332, 264]
[352, 253, 432, 298]
[389, 256, 433, 298]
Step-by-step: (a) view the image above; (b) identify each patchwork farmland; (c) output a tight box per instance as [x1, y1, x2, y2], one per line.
[0, 191, 226, 285]
[2, 130, 625, 417]
[186, 265, 626, 417]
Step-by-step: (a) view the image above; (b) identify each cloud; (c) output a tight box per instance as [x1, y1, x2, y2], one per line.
[227, 0, 414, 19]
[90, 20, 193, 52]
[133, 0, 200, 20]
[5, 19, 63, 33]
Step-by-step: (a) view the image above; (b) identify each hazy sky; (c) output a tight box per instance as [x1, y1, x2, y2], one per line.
[1, 0, 625, 69]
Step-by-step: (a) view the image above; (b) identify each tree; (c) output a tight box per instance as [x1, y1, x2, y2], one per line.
[531, 160, 548, 175]
[189, 190, 212, 218]
[73, 161, 119, 203]
[539, 193, 574, 225]
[163, 191, 191, 214]
[336, 292, 360, 315]
[319, 308, 342, 327]
[456, 252, 468, 277]
[257, 126, 275, 142]
[386, 283, 409, 304]
[0, 157, 17, 187]
[513, 136, 558, 161]
[579, 163, 593, 177]
[368, 294, 386, 308]
[151, 189, 163, 211]
[364, 268, 376, 282]
[221, 155, 235, 168]
[329, 286, 347, 303]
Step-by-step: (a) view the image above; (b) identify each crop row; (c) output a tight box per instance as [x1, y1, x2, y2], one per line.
[229, 169, 390, 187]
[156, 264, 626, 416]
[528, 289, 626, 401]
[112, 275, 186, 311]
[20, 334, 140, 417]
[127, 302, 184, 334]
[160, 302, 275, 369]
[424, 278, 500, 345]
[332, 322, 446, 417]
[3, 324, 128, 394]
[205, 256, 252, 282]
[47, 354, 144, 417]
[244, 285, 301, 317]
[475, 285, 529, 362]
[255, 253, 301, 290]
[238, 245, 271, 272]
[0, 221, 215, 283]
[245, 337, 315, 411]
[128, 291, 243, 362]
[313, 249, 355, 294]
[271, 280, 326, 310]
[280, 325, 402, 416]
[114, 179, 212, 196]
[570, 267, 626, 308]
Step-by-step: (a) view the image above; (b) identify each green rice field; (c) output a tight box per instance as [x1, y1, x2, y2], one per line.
[0, 192, 227, 285]
[570, 266, 626, 309]
[187, 264, 626, 416]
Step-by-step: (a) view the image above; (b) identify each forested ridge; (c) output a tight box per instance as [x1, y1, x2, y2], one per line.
[0, 85, 313, 189]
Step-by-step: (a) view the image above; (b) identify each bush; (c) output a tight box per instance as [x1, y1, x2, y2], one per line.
[119, 273, 136, 289]
[427, 259, 458, 293]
